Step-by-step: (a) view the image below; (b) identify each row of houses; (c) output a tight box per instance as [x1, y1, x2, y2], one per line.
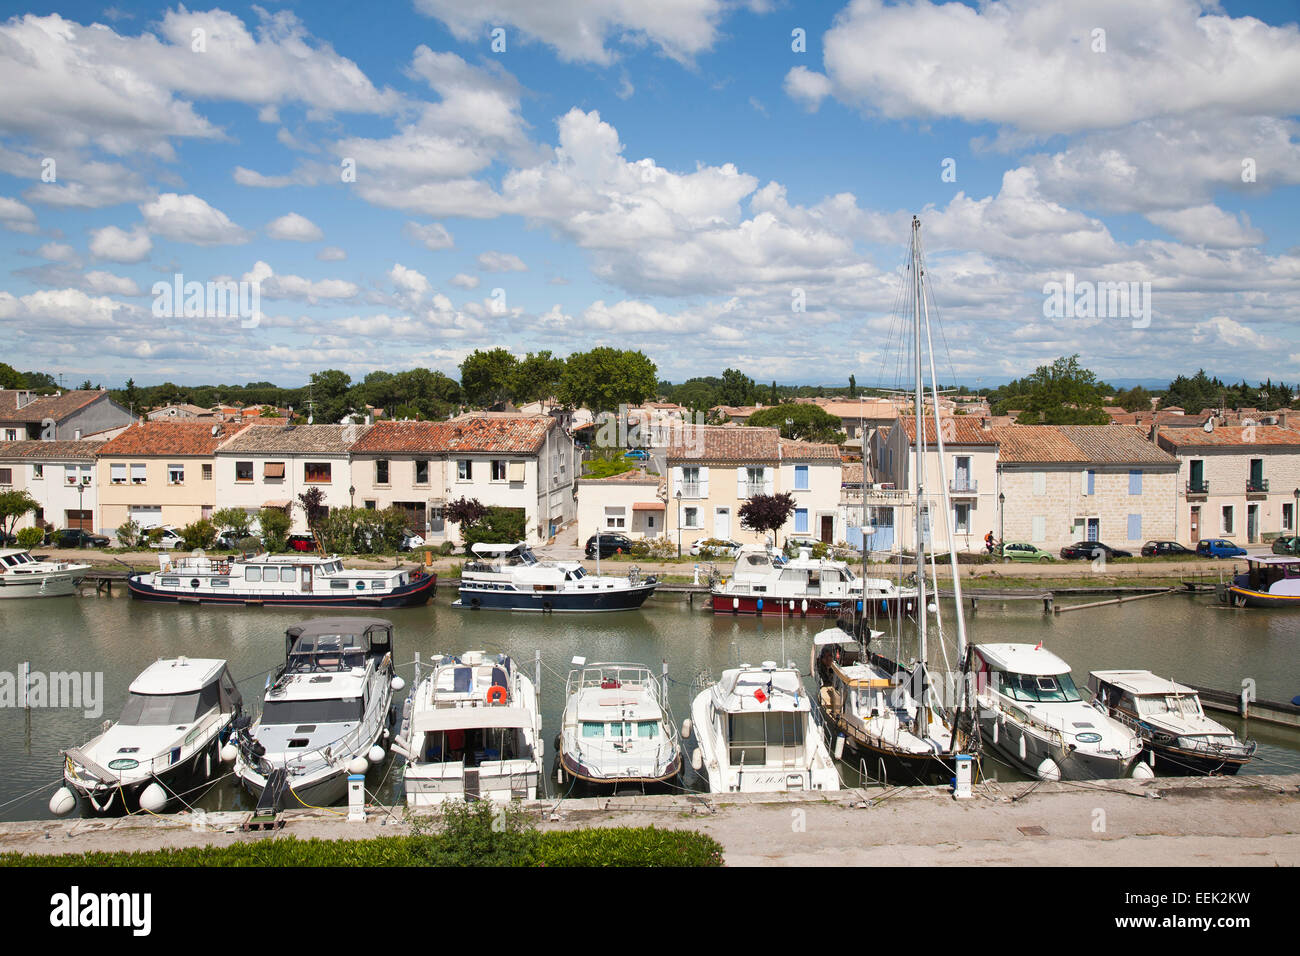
[0, 414, 580, 545]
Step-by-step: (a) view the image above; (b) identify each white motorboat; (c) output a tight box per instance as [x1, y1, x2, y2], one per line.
[0, 548, 90, 598]
[710, 545, 917, 617]
[455, 542, 657, 612]
[232, 618, 400, 810]
[972, 643, 1150, 781]
[684, 661, 840, 794]
[127, 552, 435, 607]
[1089, 670, 1256, 775]
[55, 657, 243, 816]
[556, 660, 681, 791]
[395, 651, 542, 805]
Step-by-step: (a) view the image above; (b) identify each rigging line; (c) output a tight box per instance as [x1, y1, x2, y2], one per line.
[0, 774, 65, 813]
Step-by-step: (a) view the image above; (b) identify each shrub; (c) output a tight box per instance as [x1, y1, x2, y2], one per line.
[461, 507, 527, 554]
[235, 536, 261, 553]
[629, 539, 651, 558]
[211, 507, 254, 539]
[646, 537, 676, 559]
[438, 540, 457, 556]
[145, 527, 165, 547]
[15, 526, 44, 549]
[179, 519, 217, 551]
[115, 518, 140, 549]
[257, 507, 291, 552]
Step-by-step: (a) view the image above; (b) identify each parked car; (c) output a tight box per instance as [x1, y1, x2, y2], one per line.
[1141, 540, 1195, 557]
[1196, 538, 1247, 559]
[1059, 541, 1132, 560]
[1271, 535, 1300, 555]
[287, 534, 317, 553]
[150, 526, 185, 550]
[397, 529, 425, 552]
[214, 529, 245, 550]
[784, 535, 820, 552]
[999, 542, 1055, 563]
[689, 537, 742, 558]
[622, 449, 650, 461]
[53, 528, 110, 549]
[585, 533, 634, 559]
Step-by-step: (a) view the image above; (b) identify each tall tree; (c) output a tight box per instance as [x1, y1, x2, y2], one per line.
[459, 348, 519, 408]
[990, 355, 1110, 425]
[747, 403, 846, 443]
[513, 351, 566, 404]
[557, 348, 657, 413]
[739, 492, 796, 541]
[719, 368, 755, 406]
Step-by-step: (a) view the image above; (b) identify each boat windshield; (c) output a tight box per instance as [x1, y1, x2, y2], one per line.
[569, 566, 587, 579]
[118, 685, 218, 726]
[998, 671, 1082, 703]
[1138, 695, 1201, 719]
[261, 698, 363, 725]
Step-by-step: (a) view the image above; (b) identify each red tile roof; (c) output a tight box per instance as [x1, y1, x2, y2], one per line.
[841, 462, 864, 484]
[778, 438, 841, 459]
[350, 417, 554, 454]
[666, 425, 780, 461]
[97, 421, 252, 457]
[898, 416, 997, 445]
[994, 425, 1177, 465]
[0, 440, 100, 460]
[218, 423, 369, 454]
[1156, 424, 1300, 450]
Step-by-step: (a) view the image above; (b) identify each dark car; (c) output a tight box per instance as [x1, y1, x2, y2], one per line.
[1060, 541, 1131, 560]
[287, 534, 317, 553]
[1271, 535, 1300, 555]
[54, 528, 110, 549]
[1140, 540, 1194, 557]
[585, 533, 634, 559]
[1196, 538, 1247, 559]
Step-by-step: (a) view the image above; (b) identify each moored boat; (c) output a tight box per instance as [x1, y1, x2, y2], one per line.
[1221, 555, 1300, 608]
[127, 551, 434, 608]
[556, 660, 681, 792]
[0, 548, 91, 598]
[232, 618, 401, 809]
[710, 544, 917, 617]
[455, 542, 656, 612]
[1088, 670, 1256, 775]
[54, 657, 243, 817]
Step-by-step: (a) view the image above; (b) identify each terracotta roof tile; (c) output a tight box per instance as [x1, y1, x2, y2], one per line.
[666, 425, 780, 461]
[778, 438, 841, 459]
[841, 462, 864, 484]
[350, 416, 553, 454]
[215, 423, 363, 455]
[993, 424, 1177, 465]
[898, 416, 997, 445]
[1156, 424, 1300, 450]
[0, 439, 101, 460]
[98, 421, 252, 457]
[0, 389, 107, 422]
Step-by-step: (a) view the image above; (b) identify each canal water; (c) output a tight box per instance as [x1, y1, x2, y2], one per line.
[1, 589, 1297, 821]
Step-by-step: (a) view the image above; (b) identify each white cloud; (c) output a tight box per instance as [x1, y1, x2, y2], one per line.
[316, 246, 347, 262]
[0, 196, 38, 233]
[403, 221, 454, 251]
[477, 250, 527, 272]
[242, 261, 359, 303]
[82, 270, 141, 296]
[37, 242, 78, 263]
[450, 273, 480, 289]
[1146, 205, 1265, 248]
[811, 0, 1300, 135]
[140, 193, 251, 246]
[389, 263, 431, 300]
[266, 212, 324, 242]
[88, 224, 152, 263]
[1191, 315, 1271, 351]
[413, 0, 725, 65]
[783, 67, 832, 112]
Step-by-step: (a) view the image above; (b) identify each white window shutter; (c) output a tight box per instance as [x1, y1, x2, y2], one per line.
[699, 466, 709, 498]
[737, 467, 746, 498]
[764, 466, 774, 494]
[672, 466, 682, 498]
[1081, 470, 1089, 496]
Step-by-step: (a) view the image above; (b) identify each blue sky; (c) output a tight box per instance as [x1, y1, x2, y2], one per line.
[1, 0, 1299, 390]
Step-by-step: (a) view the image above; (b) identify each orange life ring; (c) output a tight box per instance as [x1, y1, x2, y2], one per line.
[485, 685, 507, 705]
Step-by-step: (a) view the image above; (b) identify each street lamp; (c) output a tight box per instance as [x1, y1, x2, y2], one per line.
[998, 492, 1005, 556]
[349, 485, 355, 510]
[676, 490, 683, 557]
[1293, 487, 1299, 535]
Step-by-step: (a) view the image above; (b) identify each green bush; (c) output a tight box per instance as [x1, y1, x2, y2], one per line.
[211, 507, 254, 540]
[235, 536, 262, 553]
[15, 526, 44, 548]
[461, 507, 527, 554]
[179, 519, 217, 550]
[145, 527, 165, 548]
[438, 540, 457, 556]
[257, 507, 291, 552]
[115, 518, 140, 549]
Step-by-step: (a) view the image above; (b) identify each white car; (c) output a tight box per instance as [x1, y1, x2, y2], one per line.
[151, 526, 185, 550]
[689, 537, 742, 558]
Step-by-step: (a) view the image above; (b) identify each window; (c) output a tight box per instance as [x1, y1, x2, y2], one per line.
[304, 462, 331, 483]
[647, 515, 655, 529]
[684, 506, 700, 529]
[0, 468, 10, 485]
[1128, 470, 1143, 495]
[130, 463, 146, 485]
[681, 466, 700, 498]
[263, 462, 285, 480]
[31, 464, 43, 479]
[110, 463, 126, 484]
[167, 464, 184, 485]
[375, 459, 389, 484]
[507, 461, 526, 482]
[65, 465, 78, 485]
[201, 464, 212, 480]
[235, 461, 253, 482]
[794, 464, 809, 490]
[1127, 514, 1142, 540]
[80, 465, 91, 485]
[3, 429, 15, 441]
[246, 567, 262, 583]
[1033, 471, 1046, 496]
[364, 500, 376, 510]
[458, 460, 472, 481]
[491, 460, 507, 482]
[954, 503, 970, 534]
[1221, 506, 1234, 535]
[794, 508, 809, 534]
[415, 460, 429, 485]
[1082, 469, 1095, 496]
[604, 506, 626, 529]
[1284, 503, 1294, 532]
[1031, 516, 1046, 543]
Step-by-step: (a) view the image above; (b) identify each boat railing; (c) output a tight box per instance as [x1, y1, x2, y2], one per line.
[565, 664, 658, 696]
[67, 709, 228, 786]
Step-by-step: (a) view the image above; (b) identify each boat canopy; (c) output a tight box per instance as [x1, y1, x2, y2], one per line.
[813, 626, 884, 646]
[470, 542, 527, 557]
[974, 642, 1071, 676]
[284, 617, 393, 662]
[1244, 554, 1300, 566]
[128, 657, 228, 695]
[1088, 669, 1195, 697]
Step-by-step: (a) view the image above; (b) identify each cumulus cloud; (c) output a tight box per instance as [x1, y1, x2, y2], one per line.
[89, 224, 152, 263]
[783, 67, 832, 112]
[242, 261, 359, 303]
[82, 270, 141, 296]
[316, 246, 347, 262]
[476, 250, 527, 272]
[450, 273, 480, 289]
[0, 196, 38, 233]
[403, 221, 454, 251]
[140, 193, 251, 246]
[266, 212, 324, 242]
[1146, 205, 1265, 249]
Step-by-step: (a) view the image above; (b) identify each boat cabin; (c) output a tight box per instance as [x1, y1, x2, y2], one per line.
[1088, 670, 1205, 723]
[971, 643, 1082, 703]
[282, 617, 394, 671]
[1240, 555, 1300, 596]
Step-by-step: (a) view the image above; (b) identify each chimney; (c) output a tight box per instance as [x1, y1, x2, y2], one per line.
[1151, 423, 1161, 446]
[1281, 409, 1290, 430]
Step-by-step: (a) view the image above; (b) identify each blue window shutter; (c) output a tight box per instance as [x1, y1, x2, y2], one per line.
[795, 509, 808, 533]
[1086, 470, 1095, 495]
[1127, 514, 1141, 540]
[795, 464, 808, 490]
[1129, 470, 1142, 495]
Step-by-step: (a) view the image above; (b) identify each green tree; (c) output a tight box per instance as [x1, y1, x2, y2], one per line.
[179, 519, 218, 550]
[461, 507, 528, 553]
[747, 403, 846, 443]
[460, 348, 519, 408]
[719, 368, 755, 407]
[309, 369, 353, 423]
[0, 490, 39, 540]
[990, 355, 1110, 425]
[258, 507, 292, 552]
[211, 507, 254, 539]
[513, 351, 566, 404]
[0, 362, 24, 389]
[848, 374, 857, 399]
[557, 348, 657, 413]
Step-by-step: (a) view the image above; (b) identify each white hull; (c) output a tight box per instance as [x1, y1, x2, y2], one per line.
[0, 572, 84, 598]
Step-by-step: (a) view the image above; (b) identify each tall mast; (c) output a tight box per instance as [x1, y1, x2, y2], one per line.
[911, 216, 929, 729]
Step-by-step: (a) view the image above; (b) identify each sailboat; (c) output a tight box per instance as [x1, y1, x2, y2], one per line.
[813, 216, 979, 785]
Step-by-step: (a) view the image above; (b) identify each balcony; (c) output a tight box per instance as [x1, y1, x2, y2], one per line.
[743, 482, 766, 499]
[679, 481, 701, 499]
[1186, 479, 1209, 498]
[948, 478, 979, 496]
[1246, 477, 1269, 498]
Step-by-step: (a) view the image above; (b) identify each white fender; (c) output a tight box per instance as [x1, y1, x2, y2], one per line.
[49, 787, 77, 817]
[220, 742, 238, 763]
[680, 718, 692, 740]
[1131, 761, 1155, 780]
[1036, 757, 1061, 782]
[347, 756, 368, 775]
[556, 765, 564, 785]
[368, 745, 385, 764]
[801, 599, 808, 613]
[1018, 731, 1027, 762]
[390, 676, 406, 692]
[691, 748, 703, 772]
[991, 720, 999, 746]
[834, 734, 846, 760]
[139, 783, 168, 813]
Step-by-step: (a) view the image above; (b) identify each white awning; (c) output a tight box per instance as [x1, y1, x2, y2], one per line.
[412, 706, 533, 734]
